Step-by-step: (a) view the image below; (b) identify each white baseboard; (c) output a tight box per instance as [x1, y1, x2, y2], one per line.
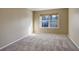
[0, 35, 29, 50]
[68, 35, 79, 49]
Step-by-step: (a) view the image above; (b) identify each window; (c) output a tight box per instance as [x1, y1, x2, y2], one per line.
[40, 14, 59, 28]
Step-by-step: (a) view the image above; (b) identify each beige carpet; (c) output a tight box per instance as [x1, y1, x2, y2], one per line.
[0, 34, 79, 51]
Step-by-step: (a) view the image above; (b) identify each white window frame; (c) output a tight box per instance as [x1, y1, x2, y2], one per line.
[39, 14, 59, 29]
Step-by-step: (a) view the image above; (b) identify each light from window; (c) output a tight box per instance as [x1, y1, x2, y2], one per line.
[40, 15, 59, 28]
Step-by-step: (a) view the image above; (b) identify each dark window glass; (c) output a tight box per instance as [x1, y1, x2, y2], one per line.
[42, 20, 48, 27]
[41, 16, 49, 27]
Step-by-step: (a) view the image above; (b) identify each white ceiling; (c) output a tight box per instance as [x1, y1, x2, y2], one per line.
[29, 8, 54, 11]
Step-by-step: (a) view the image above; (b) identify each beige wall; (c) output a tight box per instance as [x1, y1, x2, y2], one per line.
[33, 8, 68, 34]
[69, 8, 79, 48]
[0, 8, 33, 48]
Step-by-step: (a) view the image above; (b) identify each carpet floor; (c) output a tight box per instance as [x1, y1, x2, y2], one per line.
[0, 34, 79, 51]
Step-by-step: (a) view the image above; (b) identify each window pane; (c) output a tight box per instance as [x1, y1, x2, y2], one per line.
[42, 20, 48, 27]
[50, 15, 58, 27]
[50, 21, 57, 27]
[50, 15, 58, 22]
[42, 16, 49, 20]
[41, 16, 49, 27]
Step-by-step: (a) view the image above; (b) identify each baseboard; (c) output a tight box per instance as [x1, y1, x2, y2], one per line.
[0, 35, 29, 50]
[68, 35, 79, 49]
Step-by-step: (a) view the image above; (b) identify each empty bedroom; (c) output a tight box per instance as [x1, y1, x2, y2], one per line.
[0, 8, 79, 51]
